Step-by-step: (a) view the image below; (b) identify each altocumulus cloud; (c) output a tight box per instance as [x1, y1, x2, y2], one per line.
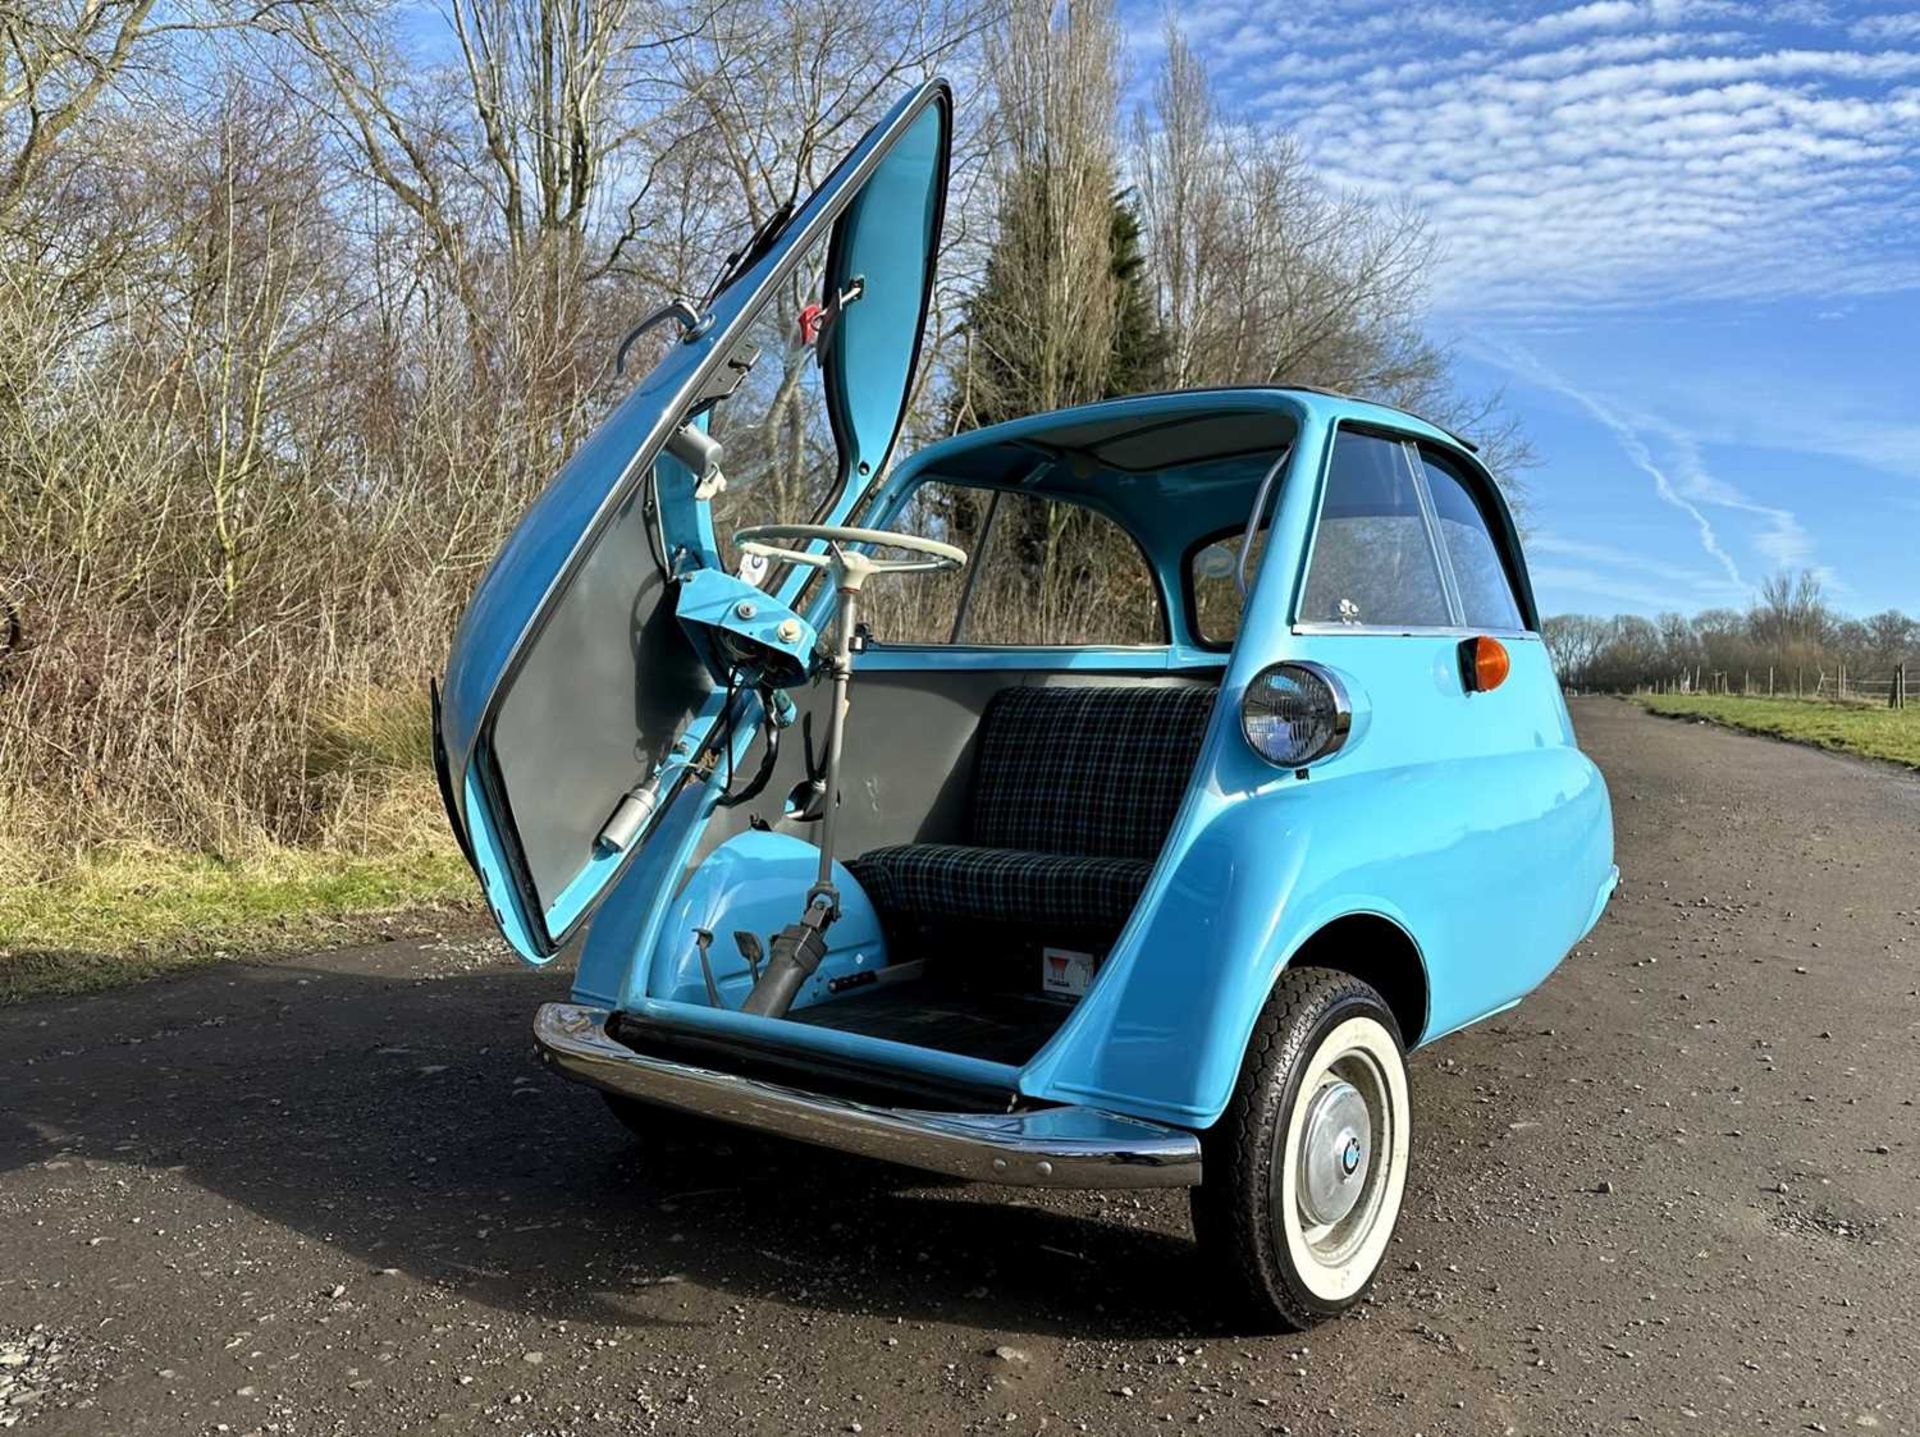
[1129, 0, 1920, 314]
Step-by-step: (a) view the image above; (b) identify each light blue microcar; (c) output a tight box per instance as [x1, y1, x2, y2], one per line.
[434, 80, 1617, 1328]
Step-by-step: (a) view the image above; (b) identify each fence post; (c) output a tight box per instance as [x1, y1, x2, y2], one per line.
[1896, 664, 1907, 711]
[1795, 666, 1802, 698]
[1768, 666, 1774, 696]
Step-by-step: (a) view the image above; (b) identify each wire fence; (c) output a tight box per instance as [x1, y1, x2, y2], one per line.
[1638, 664, 1909, 709]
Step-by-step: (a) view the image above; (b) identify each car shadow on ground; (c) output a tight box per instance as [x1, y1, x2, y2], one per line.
[0, 956, 1227, 1340]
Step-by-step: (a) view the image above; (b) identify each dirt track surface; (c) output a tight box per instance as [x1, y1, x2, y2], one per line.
[4, 698, 1919, 1436]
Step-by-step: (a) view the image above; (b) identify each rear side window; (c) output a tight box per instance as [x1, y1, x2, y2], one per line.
[1420, 450, 1525, 631]
[1190, 529, 1262, 645]
[861, 481, 1164, 646]
[1299, 433, 1451, 628]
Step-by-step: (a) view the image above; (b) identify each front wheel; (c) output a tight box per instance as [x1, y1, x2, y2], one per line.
[1191, 967, 1412, 1329]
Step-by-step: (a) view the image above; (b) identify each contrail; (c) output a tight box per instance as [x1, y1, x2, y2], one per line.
[1474, 338, 1744, 586]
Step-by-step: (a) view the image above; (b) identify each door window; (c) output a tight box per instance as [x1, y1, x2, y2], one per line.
[1419, 450, 1526, 631]
[704, 237, 838, 576]
[1299, 433, 1452, 628]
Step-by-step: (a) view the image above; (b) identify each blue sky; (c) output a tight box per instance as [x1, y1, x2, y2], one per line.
[1118, 0, 1920, 619]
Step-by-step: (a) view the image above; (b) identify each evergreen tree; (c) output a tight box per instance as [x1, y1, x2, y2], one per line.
[1106, 189, 1168, 401]
[951, 183, 1167, 433]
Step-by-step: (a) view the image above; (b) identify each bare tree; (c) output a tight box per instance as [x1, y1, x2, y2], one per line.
[1129, 25, 1224, 391]
[1542, 575, 1913, 695]
[1, 0, 998, 865]
[1542, 614, 1607, 686]
[1130, 22, 1438, 402]
[1124, 19, 1532, 502]
[1751, 569, 1830, 651]
[1, 0, 165, 216]
[952, 0, 1123, 427]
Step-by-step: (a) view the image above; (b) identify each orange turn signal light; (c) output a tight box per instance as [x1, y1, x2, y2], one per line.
[1459, 635, 1510, 693]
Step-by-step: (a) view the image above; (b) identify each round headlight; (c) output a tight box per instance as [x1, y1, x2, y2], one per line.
[1241, 662, 1351, 768]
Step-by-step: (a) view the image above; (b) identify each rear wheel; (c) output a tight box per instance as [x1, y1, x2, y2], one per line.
[1191, 966, 1411, 1329]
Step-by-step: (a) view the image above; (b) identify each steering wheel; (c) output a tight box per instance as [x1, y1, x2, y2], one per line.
[733, 523, 966, 592]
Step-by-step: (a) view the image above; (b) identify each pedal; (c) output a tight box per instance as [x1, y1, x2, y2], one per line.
[693, 927, 723, 1007]
[733, 930, 765, 982]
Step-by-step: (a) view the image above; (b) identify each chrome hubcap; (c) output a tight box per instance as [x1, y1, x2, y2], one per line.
[1269, 1017, 1409, 1302]
[1297, 1078, 1371, 1228]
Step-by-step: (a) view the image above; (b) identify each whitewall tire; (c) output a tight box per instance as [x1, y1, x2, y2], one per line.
[1192, 967, 1412, 1329]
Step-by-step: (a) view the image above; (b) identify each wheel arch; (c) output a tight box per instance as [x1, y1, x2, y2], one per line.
[1281, 912, 1429, 1049]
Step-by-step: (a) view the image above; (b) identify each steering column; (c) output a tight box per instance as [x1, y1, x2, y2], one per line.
[730, 525, 966, 1018]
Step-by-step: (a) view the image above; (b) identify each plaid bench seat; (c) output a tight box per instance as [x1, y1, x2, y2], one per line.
[847, 683, 1216, 944]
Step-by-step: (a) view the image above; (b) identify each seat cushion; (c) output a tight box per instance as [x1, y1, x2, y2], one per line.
[847, 684, 1217, 947]
[848, 844, 1151, 934]
[968, 684, 1216, 860]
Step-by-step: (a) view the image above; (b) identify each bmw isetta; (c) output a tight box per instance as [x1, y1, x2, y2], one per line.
[433, 79, 1617, 1328]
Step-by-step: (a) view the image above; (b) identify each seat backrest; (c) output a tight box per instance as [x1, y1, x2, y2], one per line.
[967, 684, 1217, 860]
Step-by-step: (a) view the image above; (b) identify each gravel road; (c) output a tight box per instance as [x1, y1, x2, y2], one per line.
[3, 698, 1917, 1435]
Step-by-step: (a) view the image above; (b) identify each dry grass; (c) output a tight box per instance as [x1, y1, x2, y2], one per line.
[1634, 693, 1920, 769]
[0, 676, 477, 1005]
[0, 839, 478, 1006]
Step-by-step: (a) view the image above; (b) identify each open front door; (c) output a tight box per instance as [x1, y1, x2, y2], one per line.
[437, 80, 952, 961]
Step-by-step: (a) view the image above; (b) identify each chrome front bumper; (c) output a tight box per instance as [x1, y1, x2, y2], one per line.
[534, 1003, 1201, 1189]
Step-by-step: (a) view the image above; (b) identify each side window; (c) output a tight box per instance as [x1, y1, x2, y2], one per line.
[1299, 433, 1452, 628]
[859, 482, 1164, 646]
[1189, 528, 1263, 646]
[1420, 450, 1526, 631]
[850, 480, 984, 643]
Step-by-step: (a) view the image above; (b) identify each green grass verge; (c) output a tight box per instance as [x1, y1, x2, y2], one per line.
[1634, 693, 1920, 768]
[0, 848, 479, 1005]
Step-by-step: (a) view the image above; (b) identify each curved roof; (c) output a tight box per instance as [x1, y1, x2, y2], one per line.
[907, 387, 1466, 474]
[887, 387, 1475, 570]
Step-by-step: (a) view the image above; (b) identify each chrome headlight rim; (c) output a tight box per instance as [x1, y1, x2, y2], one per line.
[1241, 660, 1353, 770]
